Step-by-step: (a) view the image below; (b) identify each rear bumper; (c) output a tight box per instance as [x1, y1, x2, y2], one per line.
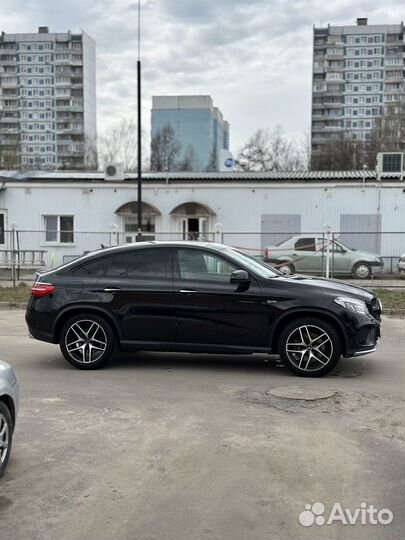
[25, 308, 56, 344]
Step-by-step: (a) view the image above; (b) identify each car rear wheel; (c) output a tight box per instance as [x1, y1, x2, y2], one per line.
[60, 314, 115, 370]
[353, 262, 371, 279]
[278, 317, 342, 377]
[0, 401, 13, 478]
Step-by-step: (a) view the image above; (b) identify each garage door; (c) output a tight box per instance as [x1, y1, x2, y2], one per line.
[340, 214, 382, 254]
[261, 214, 301, 250]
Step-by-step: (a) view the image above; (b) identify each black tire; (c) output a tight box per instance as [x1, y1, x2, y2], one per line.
[278, 317, 342, 377]
[60, 314, 115, 370]
[279, 263, 295, 276]
[353, 262, 371, 279]
[0, 401, 13, 478]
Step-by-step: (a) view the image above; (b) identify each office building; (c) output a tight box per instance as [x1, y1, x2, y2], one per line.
[0, 26, 96, 170]
[151, 95, 230, 172]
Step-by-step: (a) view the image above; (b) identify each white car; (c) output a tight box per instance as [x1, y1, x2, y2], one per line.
[0, 361, 19, 478]
[398, 253, 405, 274]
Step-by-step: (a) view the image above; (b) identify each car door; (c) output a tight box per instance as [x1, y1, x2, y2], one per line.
[292, 237, 322, 273]
[173, 247, 267, 349]
[94, 247, 176, 345]
[329, 240, 351, 275]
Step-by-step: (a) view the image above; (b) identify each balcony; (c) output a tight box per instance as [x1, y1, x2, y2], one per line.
[323, 100, 343, 107]
[0, 126, 18, 132]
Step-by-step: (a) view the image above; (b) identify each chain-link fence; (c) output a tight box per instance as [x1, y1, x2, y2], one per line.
[0, 228, 404, 285]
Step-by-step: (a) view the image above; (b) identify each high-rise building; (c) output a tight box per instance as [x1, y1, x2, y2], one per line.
[151, 95, 230, 172]
[311, 18, 405, 167]
[0, 27, 96, 170]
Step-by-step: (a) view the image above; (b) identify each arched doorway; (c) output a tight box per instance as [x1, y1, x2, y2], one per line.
[115, 201, 161, 242]
[170, 202, 215, 241]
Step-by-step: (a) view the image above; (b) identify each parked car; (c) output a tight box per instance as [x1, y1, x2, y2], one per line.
[0, 361, 19, 478]
[26, 241, 382, 377]
[264, 235, 384, 279]
[398, 253, 405, 274]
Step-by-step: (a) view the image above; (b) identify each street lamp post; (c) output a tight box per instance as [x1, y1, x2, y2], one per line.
[136, 0, 143, 242]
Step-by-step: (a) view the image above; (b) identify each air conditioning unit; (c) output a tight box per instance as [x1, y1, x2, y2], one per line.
[376, 152, 404, 178]
[104, 162, 124, 181]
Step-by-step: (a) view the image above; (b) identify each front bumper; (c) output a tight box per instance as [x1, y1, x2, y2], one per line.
[344, 315, 381, 357]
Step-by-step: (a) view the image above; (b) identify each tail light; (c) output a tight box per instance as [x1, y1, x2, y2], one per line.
[31, 283, 55, 298]
[264, 248, 270, 259]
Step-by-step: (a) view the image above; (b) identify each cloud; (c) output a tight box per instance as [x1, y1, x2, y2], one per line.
[0, 0, 404, 153]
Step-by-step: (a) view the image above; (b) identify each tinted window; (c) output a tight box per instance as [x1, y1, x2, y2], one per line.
[294, 238, 316, 251]
[177, 249, 237, 281]
[127, 249, 170, 279]
[72, 256, 114, 276]
[0, 214, 4, 244]
[106, 253, 127, 277]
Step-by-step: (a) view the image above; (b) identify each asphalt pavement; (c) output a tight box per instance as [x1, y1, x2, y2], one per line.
[0, 310, 404, 540]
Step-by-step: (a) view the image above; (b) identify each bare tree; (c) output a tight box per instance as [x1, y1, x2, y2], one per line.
[99, 119, 140, 172]
[311, 102, 405, 171]
[150, 124, 181, 172]
[84, 135, 98, 171]
[206, 147, 218, 172]
[235, 126, 303, 172]
[0, 138, 19, 169]
[178, 144, 197, 172]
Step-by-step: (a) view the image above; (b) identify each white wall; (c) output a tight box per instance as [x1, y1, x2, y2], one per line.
[0, 180, 404, 266]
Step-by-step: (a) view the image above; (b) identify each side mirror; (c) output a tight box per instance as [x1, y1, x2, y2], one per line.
[230, 270, 250, 284]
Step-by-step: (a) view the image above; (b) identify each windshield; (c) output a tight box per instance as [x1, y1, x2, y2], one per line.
[226, 248, 282, 278]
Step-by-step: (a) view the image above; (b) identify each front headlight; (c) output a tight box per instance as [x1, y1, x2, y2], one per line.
[334, 296, 368, 314]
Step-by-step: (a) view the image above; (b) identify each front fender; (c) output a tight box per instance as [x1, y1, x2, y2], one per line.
[268, 307, 349, 354]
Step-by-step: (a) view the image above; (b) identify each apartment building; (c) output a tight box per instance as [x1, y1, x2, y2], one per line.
[311, 18, 405, 165]
[0, 26, 96, 170]
[151, 95, 230, 172]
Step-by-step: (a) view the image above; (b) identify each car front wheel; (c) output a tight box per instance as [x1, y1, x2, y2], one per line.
[278, 263, 295, 276]
[278, 317, 342, 377]
[353, 262, 371, 279]
[60, 314, 115, 370]
[0, 401, 13, 478]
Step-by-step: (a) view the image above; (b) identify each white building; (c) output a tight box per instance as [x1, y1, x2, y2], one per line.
[312, 18, 405, 164]
[0, 170, 404, 270]
[0, 27, 96, 170]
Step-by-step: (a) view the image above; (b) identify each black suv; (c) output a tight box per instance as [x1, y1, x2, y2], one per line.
[26, 241, 381, 377]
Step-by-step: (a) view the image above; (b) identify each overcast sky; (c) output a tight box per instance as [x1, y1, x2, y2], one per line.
[1, 0, 404, 152]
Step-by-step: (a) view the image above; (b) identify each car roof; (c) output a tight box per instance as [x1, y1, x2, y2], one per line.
[44, 241, 233, 275]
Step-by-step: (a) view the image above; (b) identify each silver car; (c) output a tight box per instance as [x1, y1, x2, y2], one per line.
[264, 235, 384, 279]
[398, 253, 405, 274]
[0, 361, 19, 478]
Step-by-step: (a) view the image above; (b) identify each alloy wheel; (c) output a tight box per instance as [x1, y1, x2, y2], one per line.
[285, 324, 333, 373]
[65, 319, 107, 364]
[0, 412, 9, 465]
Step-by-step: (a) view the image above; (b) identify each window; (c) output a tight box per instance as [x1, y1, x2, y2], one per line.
[0, 214, 4, 244]
[294, 238, 316, 252]
[106, 253, 126, 277]
[44, 215, 74, 243]
[72, 256, 114, 276]
[177, 249, 237, 282]
[127, 249, 170, 279]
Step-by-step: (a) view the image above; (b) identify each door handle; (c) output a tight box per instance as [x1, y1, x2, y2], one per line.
[179, 289, 197, 294]
[103, 288, 121, 292]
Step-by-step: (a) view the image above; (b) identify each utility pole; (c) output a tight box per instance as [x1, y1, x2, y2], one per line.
[136, 0, 143, 242]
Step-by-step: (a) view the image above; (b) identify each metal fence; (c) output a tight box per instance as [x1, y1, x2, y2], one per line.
[0, 228, 404, 285]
